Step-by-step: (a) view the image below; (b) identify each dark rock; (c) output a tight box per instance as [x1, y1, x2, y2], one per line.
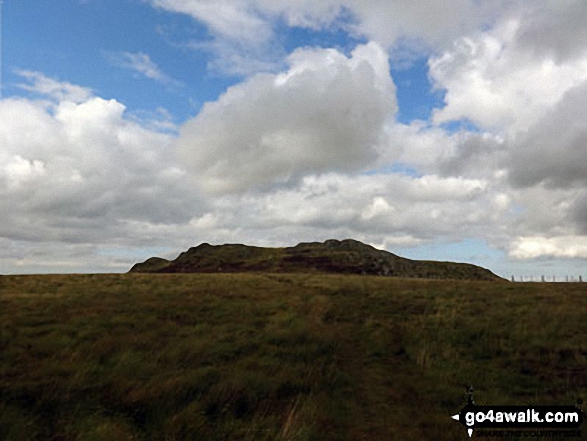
[129, 238, 505, 281]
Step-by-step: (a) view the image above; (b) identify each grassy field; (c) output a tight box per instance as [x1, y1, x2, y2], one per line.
[0, 273, 586, 440]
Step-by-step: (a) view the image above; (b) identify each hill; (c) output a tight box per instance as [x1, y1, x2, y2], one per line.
[129, 238, 504, 281]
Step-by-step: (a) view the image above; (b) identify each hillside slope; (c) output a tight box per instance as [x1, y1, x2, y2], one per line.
[130, 239, 504, 281]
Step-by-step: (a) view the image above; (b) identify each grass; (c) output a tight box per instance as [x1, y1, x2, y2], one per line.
[0, 273, 586, 440]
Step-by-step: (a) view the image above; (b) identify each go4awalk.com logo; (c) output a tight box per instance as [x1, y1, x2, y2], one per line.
[451, 388, 584, 438]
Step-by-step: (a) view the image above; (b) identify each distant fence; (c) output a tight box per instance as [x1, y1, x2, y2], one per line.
[510, 275, 584, 282]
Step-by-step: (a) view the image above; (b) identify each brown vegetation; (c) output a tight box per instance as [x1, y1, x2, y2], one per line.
[1, 273, 585, 440]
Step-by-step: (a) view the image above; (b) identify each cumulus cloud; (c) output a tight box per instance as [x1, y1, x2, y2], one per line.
[507, 81, 587, 189]
[180, 170, 504, 254]
[513, 0, 587, 64]
[176, 42, 396, 194]
[436, 132, 506, 179]
[502, 186, 587, 254]
[429, 18, 587, 133]
[4, 68, 513, 271]
[410, 2, 587, 262]
[0, 73, 203, 251]
[340, 0, 498, 50]
[509, 236, 587, 260]
[572, 191, 587, 235]
[8, 1, 587, 272]
[16, 70, 93, 103]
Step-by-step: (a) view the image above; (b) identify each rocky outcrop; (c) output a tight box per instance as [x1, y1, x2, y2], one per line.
[129, 239, 505, 281]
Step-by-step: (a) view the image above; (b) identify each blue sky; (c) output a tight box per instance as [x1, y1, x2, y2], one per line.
[5, 0, 215, 119]
[2, 0, 587, 278]
[3, 0, 443, 124]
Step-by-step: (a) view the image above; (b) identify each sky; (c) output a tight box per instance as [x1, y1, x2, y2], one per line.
[1, 0, 587, 279]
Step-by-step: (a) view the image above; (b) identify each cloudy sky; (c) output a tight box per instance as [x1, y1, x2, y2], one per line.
[1, 0, 587, 278]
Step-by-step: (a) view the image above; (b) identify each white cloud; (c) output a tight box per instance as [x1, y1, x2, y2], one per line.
[128, 107, 178, 133]
[513, 0, 587, 64]
[255, 0, 342, 30]
[572, 191, 587, 235]
[147, 168, 507, 263]
[176, 42, 396, 194]
[339, 0, 497, 50]
[150, 0, 272, 44]
[105, 51, 183, 87]
[509, 236, 587, 259]
[507, 81, 587, 189]
[187, 38, 284, 77]
[429, 17, 587, 133]
[5, 68, 482, 273]
[16, 70, 93, 103]
[2, 156, 46, 190]
[498, 185, 581, 242]
[2, 69, 570, 267]
[0, 74, 203, 252]
[232, 172, 496, 240]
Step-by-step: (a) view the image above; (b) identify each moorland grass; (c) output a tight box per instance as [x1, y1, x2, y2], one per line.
[0, 273, 586, 440]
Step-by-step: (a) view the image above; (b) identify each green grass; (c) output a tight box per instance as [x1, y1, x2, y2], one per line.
[0, 273, 586, 440]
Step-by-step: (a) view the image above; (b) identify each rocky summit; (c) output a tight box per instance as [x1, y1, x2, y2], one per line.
[129, 239, 504, 281]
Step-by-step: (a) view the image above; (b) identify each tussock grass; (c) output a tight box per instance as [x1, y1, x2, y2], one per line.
[0, 273, 586, 440]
